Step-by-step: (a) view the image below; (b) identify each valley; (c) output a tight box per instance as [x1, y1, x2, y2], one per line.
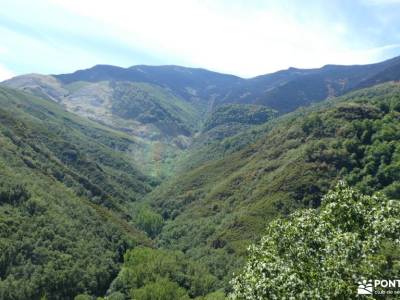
[1, 56, 400, 299]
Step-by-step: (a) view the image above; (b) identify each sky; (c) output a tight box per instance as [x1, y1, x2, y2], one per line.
[1, 0, 400, 80]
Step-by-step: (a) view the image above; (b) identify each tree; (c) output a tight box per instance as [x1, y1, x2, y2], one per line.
[230, 182, 400, 299]
[130, 277, 189, 300]
[108, 247, 217, 298]
[134, 206, 164, 238]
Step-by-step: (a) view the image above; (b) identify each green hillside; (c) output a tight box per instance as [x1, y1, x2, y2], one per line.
[0, 87, 156, 299]
[144, 82, 400, 290]
[47, 56, 400, 114]
[171, 104, 277, 174]
[1, 75, 204, 179]
[1, 76, 400, 299]
[110, 81, 201, 138]
[3, 75, 202, 141]
[203, 104, 276, 131]
[4, 58, 400, 181]
[5, 56, 400, 131]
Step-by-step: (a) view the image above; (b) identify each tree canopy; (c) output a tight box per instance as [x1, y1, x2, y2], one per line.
[230, 182, 400, 299]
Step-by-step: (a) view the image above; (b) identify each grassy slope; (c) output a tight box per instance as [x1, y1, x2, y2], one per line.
[145, 82, 400, 289]
[0, 87, 154, 299]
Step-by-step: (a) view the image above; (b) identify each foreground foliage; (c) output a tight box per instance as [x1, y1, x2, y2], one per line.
[230, 183, 400, 299]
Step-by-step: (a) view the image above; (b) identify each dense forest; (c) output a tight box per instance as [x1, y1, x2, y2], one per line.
[143, 83, 400, 296]
[1, 57, 400, 299]
[0, 87, 156, 299]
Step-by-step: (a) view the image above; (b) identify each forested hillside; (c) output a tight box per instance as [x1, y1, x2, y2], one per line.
[1, 59, 400, 299]
[0, 87, 155, 299]
[4, 55, 400, 123]
[144, 82, 400, 292]
[51, 55, 400, 114]
[3, 56, 400, 178]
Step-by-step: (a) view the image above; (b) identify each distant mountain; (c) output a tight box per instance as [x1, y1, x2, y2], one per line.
[2, 73, 202, 138]
[2, 56, 400, 299]
[55, 64, 242, 106]
[1, 73, 206, 178]
[223, 55, 400, 112]
[4, 56, 400, 115]
[2, 55, 400, 177]
[51, 55, 400, 113]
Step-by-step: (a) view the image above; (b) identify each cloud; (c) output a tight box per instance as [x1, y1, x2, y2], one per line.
[0, 64, 15, 81]
[46, 0, 393, 77]
[2, 0, 400, 77]
[362, 0, 400, 5]
[0, 46, 8, 55]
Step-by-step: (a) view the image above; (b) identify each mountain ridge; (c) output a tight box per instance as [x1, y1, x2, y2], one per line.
[3, 55, 400, 180]
[1, 56, 400, 298]
[4, 54, 400, 115]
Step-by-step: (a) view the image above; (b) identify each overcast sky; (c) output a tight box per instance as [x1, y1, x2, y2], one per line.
[1, 0, 400, 80]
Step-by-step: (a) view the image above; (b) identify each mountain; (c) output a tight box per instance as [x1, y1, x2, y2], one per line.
[170, 104, 278, 173]
[3, 56, 400, 137]
[1, 55, 400, 299]
[51, 56, 400, 114]
[1, 73, 206, 178]
[2, 73, 201, 138]
[222, 55, 400, 112]
[55, 64, 242, 107]
[143, 82, 400, 289]
[54, 55, 400, 109]
[0, 86, 157, 299]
